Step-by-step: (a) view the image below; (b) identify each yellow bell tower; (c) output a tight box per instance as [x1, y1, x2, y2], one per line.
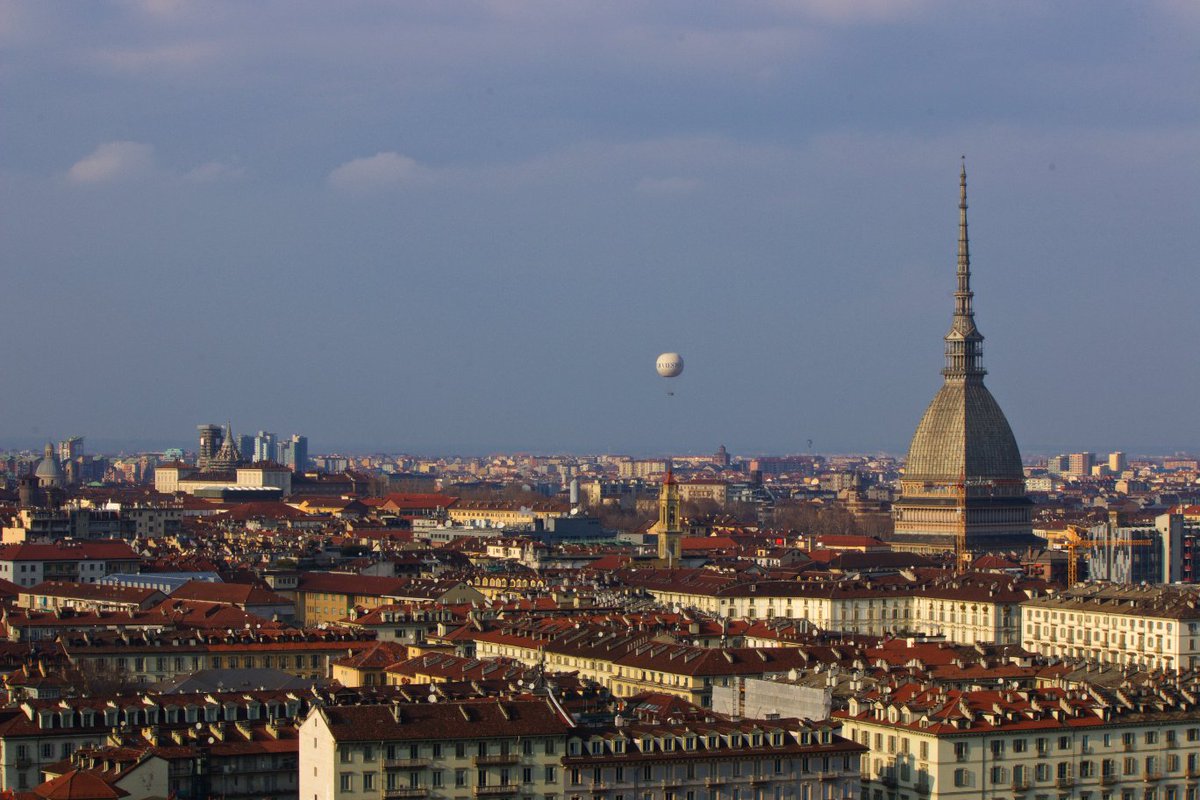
[657, 462, 682, 565]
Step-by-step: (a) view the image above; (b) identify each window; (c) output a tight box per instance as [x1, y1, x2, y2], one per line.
[919, 741, 929, 760]
[456, 770, 467, 787]
[340, 773, 353, 792]
[1059, 736, 1071, 751]
[364, 774, 375, 791]
[954, 742, 969, 762]
[545, 767, 557, 784]
[339, 747, 352, 764]
[433, 772, 444, 788]
[991, 740, 1005, 757]
[1013, 739, 1028, 754]
[953, 769, 970, 788]
[1035, 764, 1050, 782]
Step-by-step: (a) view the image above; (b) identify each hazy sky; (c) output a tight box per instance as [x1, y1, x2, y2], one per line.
[2, 1, 1198, 457]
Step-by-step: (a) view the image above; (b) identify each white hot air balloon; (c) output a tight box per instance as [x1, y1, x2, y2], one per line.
[656, 352, 683, 395]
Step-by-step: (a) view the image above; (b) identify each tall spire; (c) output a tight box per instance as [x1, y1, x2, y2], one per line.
[943, 158, 985, 379]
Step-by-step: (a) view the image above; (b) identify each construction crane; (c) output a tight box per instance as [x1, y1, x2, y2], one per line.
[1062, 524, 1153, 586]
[955, 473, 968, 575]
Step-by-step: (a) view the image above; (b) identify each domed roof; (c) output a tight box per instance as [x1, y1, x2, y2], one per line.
[35, 443, 63, 481]
[905, 379, 1024, 482]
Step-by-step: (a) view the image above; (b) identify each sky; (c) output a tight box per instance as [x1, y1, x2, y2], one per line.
[2, 1, 1198, 457]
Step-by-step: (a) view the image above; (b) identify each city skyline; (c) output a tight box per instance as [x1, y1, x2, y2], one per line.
[3, 2, 1198, 455]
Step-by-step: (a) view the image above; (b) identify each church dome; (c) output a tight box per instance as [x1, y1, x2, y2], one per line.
[904, 379, 1024, 482]
[35, 442, 63, 485]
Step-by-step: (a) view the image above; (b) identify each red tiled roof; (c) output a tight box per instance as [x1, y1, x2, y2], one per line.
[33, 769, 129, 799]
[168, 580, 290, 607]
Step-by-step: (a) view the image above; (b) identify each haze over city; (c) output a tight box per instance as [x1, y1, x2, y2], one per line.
[3, 1, 1198, 455]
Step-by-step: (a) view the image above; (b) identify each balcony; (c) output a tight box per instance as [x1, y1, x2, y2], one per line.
[474, 754, 520, 766]
[1145, 771, 1164, 782]
[879, 775, 898, 789]
[384, 788, 429, 799]
[1010, 781, 1030, 793]
[475, 785, 518, 797]
[386, 759, 431, 769]
[1100, 774, 1117, 785]
[1055, 777, 1075, 789]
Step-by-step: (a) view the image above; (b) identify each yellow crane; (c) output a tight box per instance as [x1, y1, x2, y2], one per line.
[1062, 524, 1153, 586]
[955, 475, 968, 575]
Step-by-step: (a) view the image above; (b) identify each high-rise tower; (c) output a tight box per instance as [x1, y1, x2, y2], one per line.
[890, 164, 1038, 555]
[197, 424, 222, 470]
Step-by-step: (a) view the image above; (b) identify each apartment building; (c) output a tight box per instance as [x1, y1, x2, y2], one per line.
[621, 571, 1036, 645]
[301, 695, 866, 800]
[1022, 584, 1200, 670]
[59, 627, 375, 684]
[0, 688, 310, 793]
[837, 681, 1200, 800]
[300, 696, 573, 800]
[0, 541, 142, 588]
[562, 717, 864, 800]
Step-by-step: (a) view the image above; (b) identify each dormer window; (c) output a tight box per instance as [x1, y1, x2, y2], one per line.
[664, 738, 675, 752]
[614, 739, 625, 754]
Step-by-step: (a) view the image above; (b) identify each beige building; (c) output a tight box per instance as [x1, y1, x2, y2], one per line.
[838, 682, 1200, 800]
[623, 572, 1034, 646]
[447, 501, 569, 529]
[301, 696, 866, 800]
[153, 462, 293, 496]
[1022, 584, 1200, 670]
[300, 697, 573, 800]
[678, 479, 729, 506]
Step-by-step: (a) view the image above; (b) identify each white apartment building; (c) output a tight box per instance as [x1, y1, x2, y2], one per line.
[626, 572, 1035, 646]
[838, 682, 1200, 800]
[302, 696, 866, 800]
[1022, 584, 1200, 671]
